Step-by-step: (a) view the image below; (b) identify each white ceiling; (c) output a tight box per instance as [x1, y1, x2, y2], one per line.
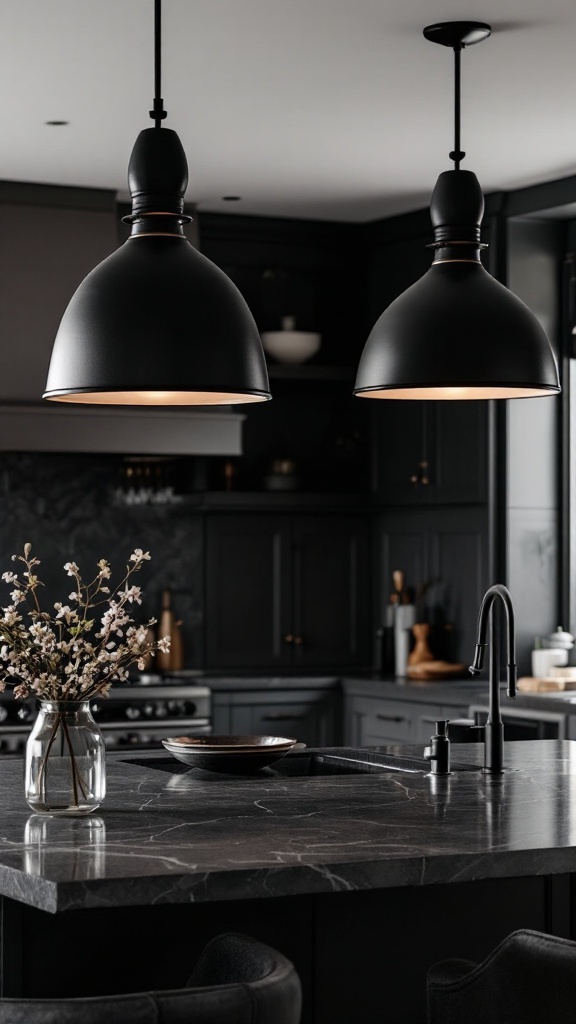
[1, 0, 576, 222]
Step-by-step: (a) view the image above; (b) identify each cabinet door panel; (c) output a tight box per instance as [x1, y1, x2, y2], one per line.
[427, 508, 488, 665]
[372, 402, 487, 505]
[205, 515, 291, 668]
[372, 403, 427, 503]
[434, 403, 487, 503]
[292, 516, 370, 669]
[230, 697, 337, 747]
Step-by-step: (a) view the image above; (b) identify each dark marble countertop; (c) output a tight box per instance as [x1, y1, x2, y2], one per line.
[2, 741, 576, 915]
[342, 676, 490, 706]
[342, 676, 576, 714]
[207, 676, 341, 692]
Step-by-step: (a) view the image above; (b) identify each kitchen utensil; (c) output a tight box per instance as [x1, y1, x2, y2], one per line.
[156, 588, 184, 672]
[408, 623, 435, 666]
[394, 603, 416, 676]
[392, 570, 410, 604]
[165, 734, 296, 751]
[161, 735, 298, 773]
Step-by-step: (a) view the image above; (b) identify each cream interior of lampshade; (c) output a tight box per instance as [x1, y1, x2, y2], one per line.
[355, 385, 558, 400]
[45, 391, 270, 405]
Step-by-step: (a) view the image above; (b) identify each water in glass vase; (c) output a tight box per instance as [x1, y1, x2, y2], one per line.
[25, 701, 106, 815]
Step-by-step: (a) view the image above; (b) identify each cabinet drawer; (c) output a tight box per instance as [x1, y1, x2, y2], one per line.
[230, 699, 337, 747]
[348, 697, 413, 745]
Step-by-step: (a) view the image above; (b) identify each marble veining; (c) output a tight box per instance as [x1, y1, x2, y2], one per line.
[0, 741, 576, 913]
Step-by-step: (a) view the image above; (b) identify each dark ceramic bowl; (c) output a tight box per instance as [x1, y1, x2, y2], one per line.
[161, 735, 298, 774]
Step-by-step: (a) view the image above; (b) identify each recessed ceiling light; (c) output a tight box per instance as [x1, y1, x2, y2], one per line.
[222, 195, 241, 201]
[45, 120, 69, 126]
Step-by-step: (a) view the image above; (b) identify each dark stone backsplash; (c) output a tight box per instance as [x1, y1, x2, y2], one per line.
[0, 454, 204, 668]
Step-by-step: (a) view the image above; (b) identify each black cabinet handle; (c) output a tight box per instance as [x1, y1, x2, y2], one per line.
[261, 712, 308, 722]
[376, 713, 406, 723]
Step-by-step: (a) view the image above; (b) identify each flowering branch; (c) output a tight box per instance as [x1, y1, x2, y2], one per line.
[0, 546, 170, 702]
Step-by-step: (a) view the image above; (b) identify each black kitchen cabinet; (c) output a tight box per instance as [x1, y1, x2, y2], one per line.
[343, 692, 471, 747]
[372, 401, 487, 504]
[212, 686, 341, 746]
[205, 513, 370, 670]
[375, 506, 488, 664]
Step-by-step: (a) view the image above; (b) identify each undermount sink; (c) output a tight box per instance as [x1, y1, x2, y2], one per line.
[266, 749, 482, 777]
[123, 747, 483, 779]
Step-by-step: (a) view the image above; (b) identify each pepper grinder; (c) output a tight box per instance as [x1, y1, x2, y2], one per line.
[156, 588, 183, 672]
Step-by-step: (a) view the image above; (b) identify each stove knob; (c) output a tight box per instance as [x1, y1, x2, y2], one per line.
[183, 701, 197, 717]
[143, 703, 156, 718]
[155, 703, 168, 719]
[125, 706, 141, 720]
[0, 706, 8, 724]
[17, 705, 32, 722]
[127, 733, 140, 744]
[91, 703, 100, 715]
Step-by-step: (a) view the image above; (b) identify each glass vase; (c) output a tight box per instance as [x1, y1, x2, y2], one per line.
[25, 701, 106, 815]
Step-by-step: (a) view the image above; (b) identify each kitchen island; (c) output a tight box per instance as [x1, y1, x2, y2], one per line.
[0, 741, 575, 1023]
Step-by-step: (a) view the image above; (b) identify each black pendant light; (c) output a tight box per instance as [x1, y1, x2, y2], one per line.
[354, 22, 560, 401]
[44, 0, 271, 406]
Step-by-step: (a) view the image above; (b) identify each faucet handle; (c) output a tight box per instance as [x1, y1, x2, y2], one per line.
[467, 709, 486, 741]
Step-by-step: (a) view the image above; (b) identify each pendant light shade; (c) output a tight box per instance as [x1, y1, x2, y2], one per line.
[354, 23, 560, 401]
[44, 4, 271, 406]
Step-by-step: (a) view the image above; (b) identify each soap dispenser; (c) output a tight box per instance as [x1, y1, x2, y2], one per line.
[423, 721, 451, 775]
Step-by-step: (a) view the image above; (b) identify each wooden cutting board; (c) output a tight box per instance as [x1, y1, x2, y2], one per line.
[517, 676, 576, 692]
[407, 660, 466, 681]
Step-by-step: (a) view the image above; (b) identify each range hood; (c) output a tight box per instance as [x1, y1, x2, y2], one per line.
[0, 404, 245, 456]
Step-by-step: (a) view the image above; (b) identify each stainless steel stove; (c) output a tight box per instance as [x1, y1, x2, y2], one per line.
[0, 680, 212, 754]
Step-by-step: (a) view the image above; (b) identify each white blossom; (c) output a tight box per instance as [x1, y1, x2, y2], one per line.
[0, 545, 165, 704]
[130, 549, 151, 563]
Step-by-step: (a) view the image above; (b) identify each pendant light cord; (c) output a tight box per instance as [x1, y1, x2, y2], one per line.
[150, 0, 167, 126]
[449, 45, 465, 169]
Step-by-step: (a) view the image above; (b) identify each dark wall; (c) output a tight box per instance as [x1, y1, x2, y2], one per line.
[0, 454, 205, 669]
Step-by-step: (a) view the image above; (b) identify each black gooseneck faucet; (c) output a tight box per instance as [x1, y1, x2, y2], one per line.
[468, 584, 517, 774]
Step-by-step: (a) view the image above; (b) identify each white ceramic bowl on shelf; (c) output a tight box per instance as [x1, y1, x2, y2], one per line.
[261, 316, 321, 364]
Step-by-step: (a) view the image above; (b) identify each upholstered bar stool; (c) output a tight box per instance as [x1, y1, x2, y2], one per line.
[0, 933, 302, 1024]
[427, 928, 576, 1024]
